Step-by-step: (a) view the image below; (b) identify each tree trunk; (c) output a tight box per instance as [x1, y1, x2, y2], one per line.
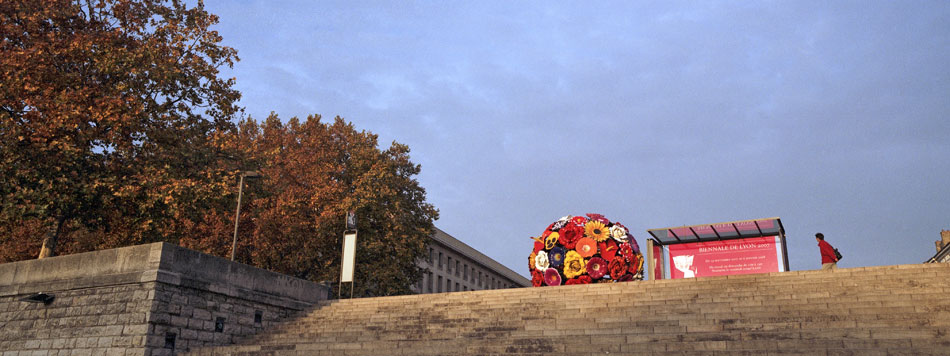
[37, 215, 67, 259]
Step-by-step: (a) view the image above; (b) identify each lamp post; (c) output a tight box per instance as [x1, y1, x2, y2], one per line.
[231, 171, 262, 261]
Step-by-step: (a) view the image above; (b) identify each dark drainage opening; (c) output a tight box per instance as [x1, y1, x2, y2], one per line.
[254, 310, 263, 325]
[164, 332, 176, 349]
[215, 317, 226, 332]
[21, 293, 55, 305]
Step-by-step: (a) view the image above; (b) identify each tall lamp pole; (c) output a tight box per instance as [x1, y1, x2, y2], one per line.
[231, 171, 262, 261]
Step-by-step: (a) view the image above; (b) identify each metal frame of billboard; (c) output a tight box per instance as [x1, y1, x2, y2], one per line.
[646, 217, 789, 278]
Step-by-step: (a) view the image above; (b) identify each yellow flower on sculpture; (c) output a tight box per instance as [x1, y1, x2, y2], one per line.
[544, 232, 559, 250]
[563, 250, 587, 279]
[585, 220, 610, 242]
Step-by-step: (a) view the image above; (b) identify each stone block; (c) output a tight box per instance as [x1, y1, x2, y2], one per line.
[168, 316, 188, 328]
[180, 329, 198, 340]
[118, 313, 146, 325]
[95, 338, 114, 348]
[186, 318, 205, 330]
[143, 335, 165, 349]
[102, 325, 125, 336]
[146, 349, 171, 356]
[197, 331, 214, 342]
[191, 308, 211, 321]
[121, 324, 148, 337]
[110, 337, 133, 348]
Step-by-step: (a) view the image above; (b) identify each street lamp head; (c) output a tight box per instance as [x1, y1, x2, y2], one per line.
[243, 171, 263, 179]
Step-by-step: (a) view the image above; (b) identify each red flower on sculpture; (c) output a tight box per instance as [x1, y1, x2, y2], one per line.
[628, 253, 641, 275]
[531, 270, 544, 287]
[571, 216, 588, 226]
[587, 257, 607, 279]
[608, 256, 628, 280]
[586, 213, 610, 225]
[559, 224, 583, 249]
[598, 240, 618, 261]
[543, 268, 562, 286]
[565, 275, 592, 285]
[619, 243, 634, 262]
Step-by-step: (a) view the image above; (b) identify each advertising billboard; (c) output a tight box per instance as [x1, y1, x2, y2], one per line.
[666, 236, 785, 279]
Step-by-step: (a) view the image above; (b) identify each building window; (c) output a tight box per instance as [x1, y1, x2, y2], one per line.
[455, 282, 459, 292]
[427, 272, 433, 293]
[447, 257, 452, 273]
[464, 264, 468, 280]
[437, 276, 442, 293]
[438, 252, 443, 269]
[429, 248, 434, 263]
[455, 261, 460, 276]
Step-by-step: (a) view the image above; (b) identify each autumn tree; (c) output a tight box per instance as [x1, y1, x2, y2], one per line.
[0, 0, 439, 297]
[179, 115, 438, 297]
[0, 0, 240, 259]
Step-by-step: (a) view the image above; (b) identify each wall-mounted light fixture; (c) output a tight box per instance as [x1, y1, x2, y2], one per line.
[215, 317, 226, 332]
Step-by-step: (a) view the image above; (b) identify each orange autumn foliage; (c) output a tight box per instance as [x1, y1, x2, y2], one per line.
[0, 1, 437, 297]
[181, 115, 438, 297]
[1, 0, 240, 257]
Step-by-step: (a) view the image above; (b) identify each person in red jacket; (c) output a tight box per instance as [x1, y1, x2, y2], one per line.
[816, 232, 838, 270]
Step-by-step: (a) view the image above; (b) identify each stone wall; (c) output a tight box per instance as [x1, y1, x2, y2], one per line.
[0, 243, 328, 355]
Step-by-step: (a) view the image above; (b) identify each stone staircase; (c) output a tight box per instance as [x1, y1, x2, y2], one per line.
[187, 263, 950, 355]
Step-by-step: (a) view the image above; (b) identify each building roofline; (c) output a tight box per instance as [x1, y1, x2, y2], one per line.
[926, 241, 950, 263]
[431, 227, 530, 287]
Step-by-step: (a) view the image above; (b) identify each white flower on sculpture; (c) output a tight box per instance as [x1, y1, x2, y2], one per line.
[535, 251, 550, 270]
[610, 225, 629, 242]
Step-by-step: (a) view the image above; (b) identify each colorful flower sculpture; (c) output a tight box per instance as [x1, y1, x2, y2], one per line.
[529, 213, 644, 286]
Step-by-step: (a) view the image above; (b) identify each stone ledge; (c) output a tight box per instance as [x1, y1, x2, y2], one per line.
[0, 243, 327, 307]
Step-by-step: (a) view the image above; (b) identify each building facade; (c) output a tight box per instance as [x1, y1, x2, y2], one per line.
[414, 227, 530, 294]
[927, 230, 950, 263]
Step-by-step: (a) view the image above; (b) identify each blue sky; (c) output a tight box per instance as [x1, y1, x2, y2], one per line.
[204, 1, 950, 278]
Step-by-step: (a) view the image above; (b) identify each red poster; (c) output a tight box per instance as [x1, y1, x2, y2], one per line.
[667, 237, 780, 279]
[652, 244, 663, 280]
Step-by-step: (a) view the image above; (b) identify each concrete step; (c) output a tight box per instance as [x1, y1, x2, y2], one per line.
[186, 263, 950, 355]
